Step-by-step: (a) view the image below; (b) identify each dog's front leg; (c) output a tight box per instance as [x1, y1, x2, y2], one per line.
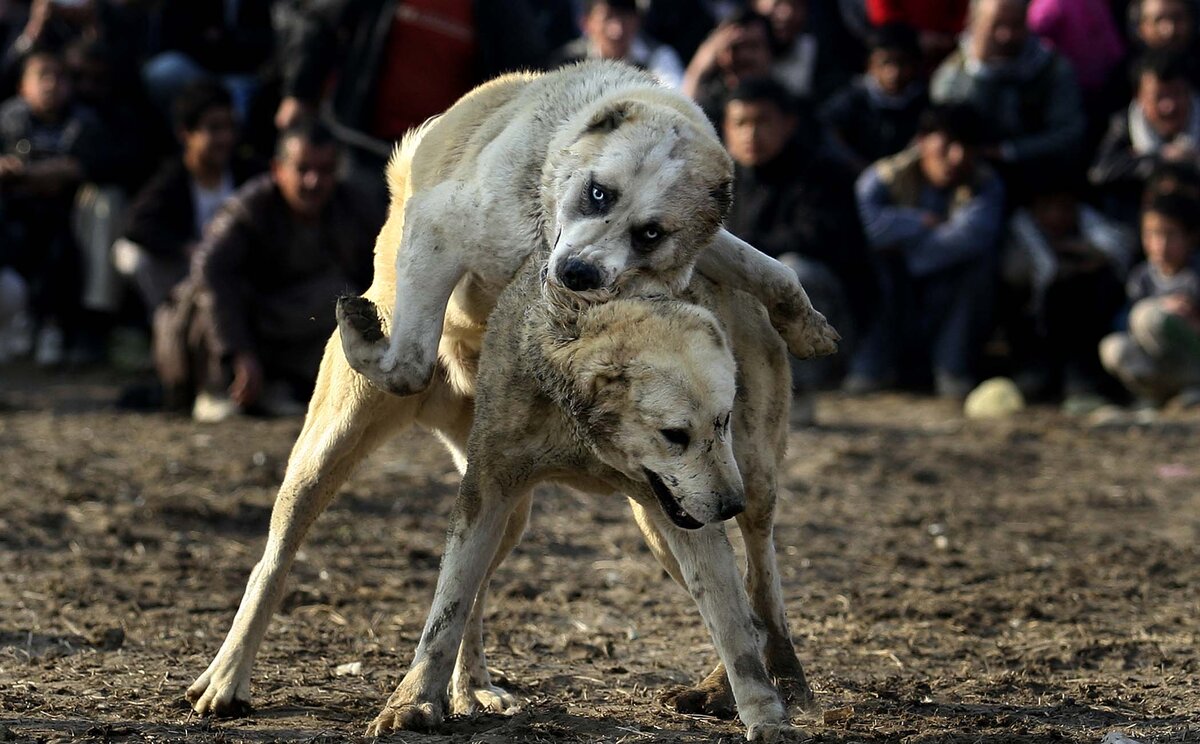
[658, 520, 802, 742]
[699, 229, 839, 360]
[339, 184, 471, 397]
[367, 471, 522, 735]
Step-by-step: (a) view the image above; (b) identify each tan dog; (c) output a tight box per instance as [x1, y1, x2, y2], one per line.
[188, 60, 825, 727]
[355, 258, 811, 741]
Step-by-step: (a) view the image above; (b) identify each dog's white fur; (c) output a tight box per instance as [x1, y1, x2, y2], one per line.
[188, 60, 821, 738]
[359, 262, 811, 741]
[336, 60, 836, 397]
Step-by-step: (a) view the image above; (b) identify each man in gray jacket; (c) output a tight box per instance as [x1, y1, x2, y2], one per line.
[930, 0, 1085, 195]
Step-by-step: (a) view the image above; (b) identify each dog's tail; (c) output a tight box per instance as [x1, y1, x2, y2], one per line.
[385, 116, 439, 208]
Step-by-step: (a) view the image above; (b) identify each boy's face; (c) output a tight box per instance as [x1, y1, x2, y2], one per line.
[867, 48, 916, 95]
[20, 54, 70, 119]
[753, 0, 807, 44]
[181, 105, 237, 173]
[1138, 72, 1193, 138]
[1139, 0, 1193, 52]
[583, 2, 639, 60]
[1142, 209, 1195, 274]
[723, 98, 794, 167]
[918, 131, 974, 188]
[970, 0, 1028, 64]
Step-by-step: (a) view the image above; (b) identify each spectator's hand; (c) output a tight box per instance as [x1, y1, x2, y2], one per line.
[19, 0, 52, 44]
[0, 155, 25, 181]
[229, 352, 263, 407]
[1161, 138, 1198, 163]
[275, 97, 315, 131]
[682, 23, 738, 96]
[1160, 293, 1198, 322]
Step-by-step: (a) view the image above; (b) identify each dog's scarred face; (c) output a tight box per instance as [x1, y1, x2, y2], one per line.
[566, 301, 746, 529]
[542, 99, 733, 301]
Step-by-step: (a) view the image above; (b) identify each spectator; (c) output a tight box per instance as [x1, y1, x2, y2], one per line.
[930, 0, 1086, 196]
[1130, 0, 1196, 55]
[821, 22, 927, 174]
[0, 45, 107, 365]
[1000, 175, 1132, 408]
[274, 0, 549, 208]
[549, 0, 685, 88]
[118, 81, 262, 316]
[1100, 190, 1200, 407]
[683, 8, 776, 128]
[752, 0, 843, 102]
[1090, 50, 1200, 225]
[865, 0, 969, 67]
[722, 76, 873, 395]
[848, 104, 1005, 398]
[141, 0, 274, 121]
[177, 120, 382, 421]
[643, 0, 729, 64]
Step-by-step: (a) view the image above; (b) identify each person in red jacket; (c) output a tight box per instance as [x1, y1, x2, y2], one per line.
[866, 0, 969, 67]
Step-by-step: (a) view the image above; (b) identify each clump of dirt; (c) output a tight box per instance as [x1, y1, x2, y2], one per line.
[1, 366, 1197, 742]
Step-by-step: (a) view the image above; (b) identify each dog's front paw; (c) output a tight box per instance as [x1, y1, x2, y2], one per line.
[669, 681, 736, 720]
[779, 306, 839, 360]
[336, 297, 434, 397]
[366, 698, 444, 736]
[186, 666, 252, 717]
[746, 721, 807, 742]
[451, 683, 520, 716]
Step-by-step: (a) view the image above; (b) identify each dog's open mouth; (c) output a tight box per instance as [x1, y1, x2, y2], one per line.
[643, 468, 704, 530]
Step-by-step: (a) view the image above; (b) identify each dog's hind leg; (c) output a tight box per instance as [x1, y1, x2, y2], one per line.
[450, 491, 532, 715]
[699, 229, 840, 360]
[187, 336, 425, 716]
[367, 468, 529, 735]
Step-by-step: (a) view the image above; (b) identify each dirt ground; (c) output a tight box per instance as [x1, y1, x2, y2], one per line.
[1, 363, 1198, 744]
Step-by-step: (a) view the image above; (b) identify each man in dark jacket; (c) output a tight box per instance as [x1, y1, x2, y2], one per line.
[1090, 50, 1200, 225]
[119, 81, 262, 314]
[178, 120, 383, 421]
[273, 0, 548, 205]
[722, 76, 872, 394]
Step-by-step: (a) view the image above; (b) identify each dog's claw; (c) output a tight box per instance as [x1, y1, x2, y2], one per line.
[336, 297, 435, 396]
[451, 684, 519, 716]
[671, 683, 736, 719]
[186, 670, 253, 718]
[746, 721, 807, 742]
[366, 700, 443, 735]
[780, 306, 839, 360]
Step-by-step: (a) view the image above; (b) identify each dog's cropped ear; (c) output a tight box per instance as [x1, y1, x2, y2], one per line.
[585, 100, 640, 134]
[574, 350, 629, 404]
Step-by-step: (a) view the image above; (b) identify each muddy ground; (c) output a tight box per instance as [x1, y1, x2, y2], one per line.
[1, 363, 1198, 743]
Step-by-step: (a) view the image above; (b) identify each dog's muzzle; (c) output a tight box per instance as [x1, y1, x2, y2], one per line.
[558, 257, 604, 292]
[643, 468, 704, 530]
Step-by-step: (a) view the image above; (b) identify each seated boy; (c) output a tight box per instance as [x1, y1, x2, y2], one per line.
[1099, 191, 1200, 408]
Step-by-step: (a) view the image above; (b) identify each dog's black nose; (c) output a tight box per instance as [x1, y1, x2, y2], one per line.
[559, 258, 602, 291]
[717, 498, 745, 521]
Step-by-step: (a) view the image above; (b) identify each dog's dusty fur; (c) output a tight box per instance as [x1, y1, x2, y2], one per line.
[188, 60, 820, 739]
[335, 60, 836, 398]
[359, 260, 813, 741]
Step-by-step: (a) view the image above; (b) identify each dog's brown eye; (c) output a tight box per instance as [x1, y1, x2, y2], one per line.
[660, 428, 690, 448]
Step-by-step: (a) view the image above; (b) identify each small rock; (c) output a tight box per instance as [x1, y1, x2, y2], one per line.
[822, 706, 854, 725]
[335, 661, 363, 676]
[964, 377, 1025, 419]
[1100, 734, 1143, 744]
[93, 627, 125, 651]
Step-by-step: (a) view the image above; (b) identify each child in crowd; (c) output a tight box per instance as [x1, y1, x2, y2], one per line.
[1100, 191, 1200, 407]
[0, 45, 106, 365]
[822, 22, 927, 174]
[1001, 175, 1132, 408]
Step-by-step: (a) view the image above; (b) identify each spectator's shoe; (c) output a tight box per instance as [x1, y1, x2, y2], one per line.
[193, 391, 241, 423]
[34, 323, 65, 367]
[934, 371, 974, 401]
[1169, 386, 1200, 411]
[841, 374, 889, 396]
[257, 382, 307, 418]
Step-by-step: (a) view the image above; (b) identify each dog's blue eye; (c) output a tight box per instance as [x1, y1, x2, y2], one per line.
[660, 428, 690, 448]
[642, 227, 659, 241]
[591, 186, 606, 202]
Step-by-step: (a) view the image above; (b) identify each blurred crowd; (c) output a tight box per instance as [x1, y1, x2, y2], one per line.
[0, 0, 1198, 420]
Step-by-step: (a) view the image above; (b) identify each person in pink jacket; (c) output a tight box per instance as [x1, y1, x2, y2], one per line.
[1026, 0, 1125, 95]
